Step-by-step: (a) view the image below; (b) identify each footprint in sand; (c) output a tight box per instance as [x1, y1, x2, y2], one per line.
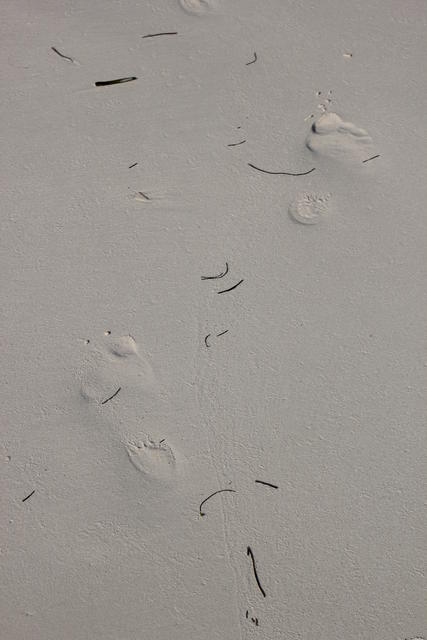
[306, 112, 373, 162]
[108, 334, 139, 358]
[288, 192, 331, 225]
[178, 0, 218, 15]
[123, 436, 178, 481]
[79, 334, 158, 405]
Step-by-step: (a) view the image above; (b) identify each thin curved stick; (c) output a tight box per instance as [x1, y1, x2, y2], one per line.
[247, 546, 266, 597]
[199, 489, 236, 516]
[201, 262, 229, 280]
[246, 52, 257, 66]
[248, 162, 315, 176]
[51, 46, 74, 63]
[101, 387, 121, 404]
[217, 279, 244, 294]
[227, 140, 246, 147]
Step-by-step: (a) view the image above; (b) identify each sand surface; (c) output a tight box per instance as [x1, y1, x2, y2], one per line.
[1, 1, 426, 639]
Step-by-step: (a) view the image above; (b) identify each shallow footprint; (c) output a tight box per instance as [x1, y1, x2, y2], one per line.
[79, 335, 158, 404]
[306, 112, 373, 162]
[289, 192, 331, 225]
[108, 334, 139, 358]
[178, 0, 218, 15]
[124, 436, 177, 481]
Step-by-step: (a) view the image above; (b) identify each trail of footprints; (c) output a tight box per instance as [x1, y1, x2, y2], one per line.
[77, 110, 382, 632]
[70, 12, 391, 633]
[79, 331, 181, 482]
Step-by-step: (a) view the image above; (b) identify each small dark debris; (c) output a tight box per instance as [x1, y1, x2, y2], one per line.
[95, 77, 137, 87]
[142, 32, 178, 38]
[246, 52, 257, 66]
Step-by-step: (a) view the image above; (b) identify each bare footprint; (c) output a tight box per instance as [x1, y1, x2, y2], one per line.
[306, 112, 373, 162]
[288, 192, 331, 225]
[124, 436, 177, 481]
[79, 334, 158, 404]
[108, 334, 139, 358]
[178, 0, 218, 15]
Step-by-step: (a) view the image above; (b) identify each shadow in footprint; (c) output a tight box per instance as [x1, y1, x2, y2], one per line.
[306, 112, 373, 163]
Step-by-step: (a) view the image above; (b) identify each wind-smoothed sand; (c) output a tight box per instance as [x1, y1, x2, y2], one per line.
[1, 1, 426, 639]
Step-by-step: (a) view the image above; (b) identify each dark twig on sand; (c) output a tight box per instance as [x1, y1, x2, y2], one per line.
[101, 387, 121, 405]
[246, 52, 257, 66]
[199, 489, 236, 516]
[51, 46, 74, 63]
[95, 77, 137, 87]
[217, 279, 244, 294]
[248, 162, 315, 176]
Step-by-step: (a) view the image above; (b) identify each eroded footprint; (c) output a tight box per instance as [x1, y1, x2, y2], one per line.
[178, 0, 218, 15]
[306, 112, 373, 162]
[124, 436, 177, 481]
[108, 334, 139, 358]
[289, 192, 331, 225]
[79, 335, 158, 404]
[80, 350, 121, 404]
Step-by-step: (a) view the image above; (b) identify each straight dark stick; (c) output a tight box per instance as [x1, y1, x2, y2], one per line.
[142, 32, 178, 38]
[362, 154, 380, 163]
[95, 77, 137, 86]
[255, 480, 278, 489]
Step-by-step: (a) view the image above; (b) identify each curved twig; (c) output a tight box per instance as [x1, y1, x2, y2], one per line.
[51, 46, 74, 63]
[101, 387, 121, 404]
[217, 279, 244, 294]
[199, 489, 236, 516]
[228, 140, 246, 147]
[248, 162, 315, 176]
[246, 52, 257, 66]
[201, 262, 229, 280]
[247, 546, 266, 597]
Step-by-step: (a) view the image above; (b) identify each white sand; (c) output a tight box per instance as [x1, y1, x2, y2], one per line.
[1, 1, 426, 638]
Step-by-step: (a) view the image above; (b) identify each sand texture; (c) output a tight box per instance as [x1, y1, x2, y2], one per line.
[1, 1, 426, 639]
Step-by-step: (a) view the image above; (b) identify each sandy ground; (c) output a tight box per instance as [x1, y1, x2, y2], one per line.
[1, 1, 426, 639]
